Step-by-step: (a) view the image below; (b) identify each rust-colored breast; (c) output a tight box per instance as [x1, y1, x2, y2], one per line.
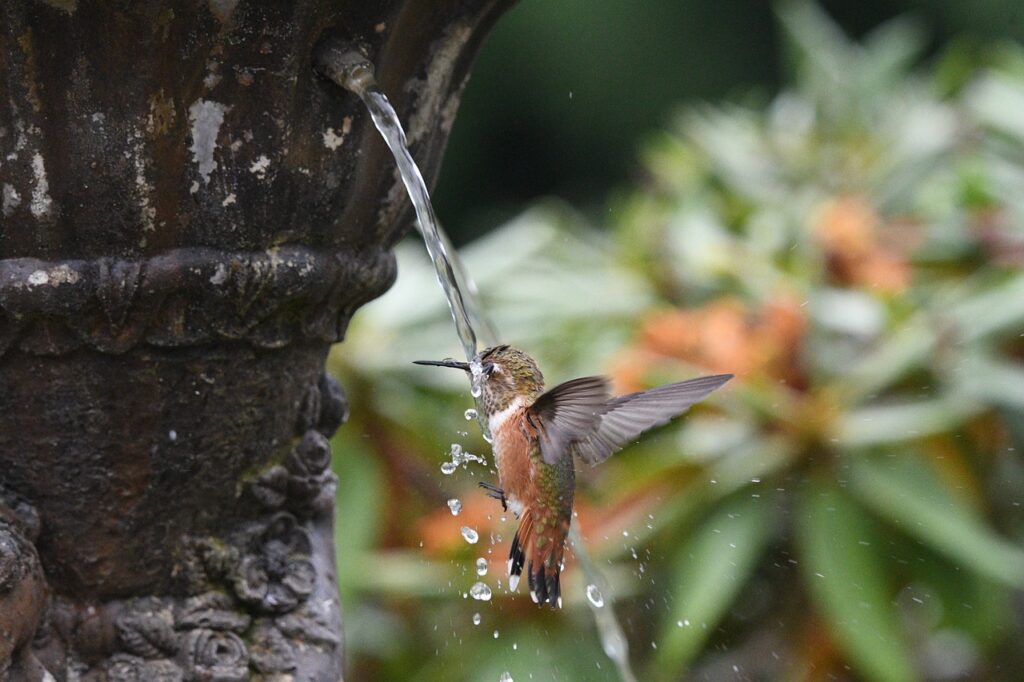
[494, 409, 536, 502]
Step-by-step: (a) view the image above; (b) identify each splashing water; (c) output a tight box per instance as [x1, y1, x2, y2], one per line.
[358, 89, 479, 363]
[321, 49, 637, 682]
[470, 375, 484, 400]
[462, 451, 486, 466]
[464, 408, 478, 421]
[586, 584, 605, 608]
[441, 443, 486, 475]
[469, 582, 493, 601]
[500, 673, 514, 682]
[570, 525, 637, 682]
[447, 499, 462, 516]
[476, 557, 488, 576]
[341, 63, 497, 439]
[450, 443, 464, 463]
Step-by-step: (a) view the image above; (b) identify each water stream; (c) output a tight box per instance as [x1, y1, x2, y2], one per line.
[320, 49, 636, 681]
[361, 86, 480, 363]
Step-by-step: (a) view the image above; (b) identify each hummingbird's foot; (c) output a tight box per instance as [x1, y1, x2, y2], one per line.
[478, 481, 508, 512]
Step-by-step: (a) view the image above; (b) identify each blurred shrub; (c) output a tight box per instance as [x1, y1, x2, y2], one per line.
[329, 3, 1024, 680]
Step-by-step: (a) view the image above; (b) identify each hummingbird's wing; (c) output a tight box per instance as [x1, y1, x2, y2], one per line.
[573, 374, 733, 465]
[527, 376, 611, 466]
[530, 374, 733, 466]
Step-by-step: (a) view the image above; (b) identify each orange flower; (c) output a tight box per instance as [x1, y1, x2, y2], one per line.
[815, 196, 878, 256]
[616, 295, 807, 387]
[641, 299, 750, 374]
[814, 196, 911, 293]
[609, 347, 663, 394]
[415, 493, 505, 556]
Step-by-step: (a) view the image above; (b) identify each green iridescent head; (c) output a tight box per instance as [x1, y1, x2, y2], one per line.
[474, 345, 545, 412]
[413, 344, 545, 413]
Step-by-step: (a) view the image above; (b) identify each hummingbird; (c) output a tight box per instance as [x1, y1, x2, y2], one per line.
[415, 345, 732, 608]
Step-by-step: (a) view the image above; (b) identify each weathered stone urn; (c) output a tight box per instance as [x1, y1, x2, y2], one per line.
[0, 1, 511, 679]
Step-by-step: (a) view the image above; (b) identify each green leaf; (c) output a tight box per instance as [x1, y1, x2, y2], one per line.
[967, 73, 1024, 142]
[797, 481, 916, 682]
[655, 494, 776, 675]
[861, 17, 926, 84]
[955, 353, 1024, 412]
[849, 455, 1024, 588]
[900, 541, 1011, 647]
[836, 397, 982, 448]
[949, 273, 1024, 342]
[353, 551, 455, 597]
[842, 316, 936, 402]
[843, 274, 1024, 403]
[331, 429, 386, 597]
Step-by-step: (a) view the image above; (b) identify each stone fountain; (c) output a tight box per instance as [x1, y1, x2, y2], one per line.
[0, 1, 512, 678]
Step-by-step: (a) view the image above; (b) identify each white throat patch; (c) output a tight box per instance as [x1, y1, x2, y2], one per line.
[487, 396, 525, 434]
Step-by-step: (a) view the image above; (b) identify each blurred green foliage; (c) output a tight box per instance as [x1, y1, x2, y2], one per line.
[330, 3, 1024, 680]
[436, 0, 1024, 245]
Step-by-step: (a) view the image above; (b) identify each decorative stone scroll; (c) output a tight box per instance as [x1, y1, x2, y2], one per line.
[0, 246, 395, 358]
[0, 373, 348, 680]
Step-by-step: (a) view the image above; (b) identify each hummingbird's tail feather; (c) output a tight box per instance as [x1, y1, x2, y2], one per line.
[508, 508, 568, 609]
[508, 514, 531, 592]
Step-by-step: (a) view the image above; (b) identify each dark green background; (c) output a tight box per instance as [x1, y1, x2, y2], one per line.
[435, 0, 1024, 244]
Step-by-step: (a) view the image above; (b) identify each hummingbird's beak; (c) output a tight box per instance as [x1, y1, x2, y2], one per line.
[412, 358, 471, 371]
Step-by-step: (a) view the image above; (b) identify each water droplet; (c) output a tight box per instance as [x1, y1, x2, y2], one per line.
[469, 582, 492, 601]
[586, 584, 605, 608]
[493, 629, 499, 639]
[447, 499, 462, 516]
[476, 557, 488, 576]
[461, 527, 479, 544]
[500, 673, 514, 682]
[450, 443, 464, 464]
[465, 408, 478, 421]
[483, 432, 494, 444]
[168, 430, 177, 442]
[440, 461, 457, 475]
[472, 612, 481, 625]
[600, 630, 627, 661]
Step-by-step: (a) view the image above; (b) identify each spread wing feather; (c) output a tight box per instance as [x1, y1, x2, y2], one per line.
[527, 376, 610, 465]
[530, 374, 733, 466]
[575, 374, 733, 465]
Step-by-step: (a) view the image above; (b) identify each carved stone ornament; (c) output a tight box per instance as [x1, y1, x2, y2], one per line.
[0, 0, 514, 679]
[0, 247, 396, 357]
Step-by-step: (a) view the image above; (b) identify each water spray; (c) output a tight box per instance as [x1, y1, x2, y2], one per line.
[316, 38, 637, 681]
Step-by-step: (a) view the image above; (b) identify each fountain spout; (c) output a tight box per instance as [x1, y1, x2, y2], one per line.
[314, 39, 378, 97]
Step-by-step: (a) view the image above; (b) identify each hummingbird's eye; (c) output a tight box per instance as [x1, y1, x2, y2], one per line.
[483, 362, 495, 377]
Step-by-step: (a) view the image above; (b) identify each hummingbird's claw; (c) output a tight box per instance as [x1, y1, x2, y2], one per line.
[478, 481, 508, 512]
